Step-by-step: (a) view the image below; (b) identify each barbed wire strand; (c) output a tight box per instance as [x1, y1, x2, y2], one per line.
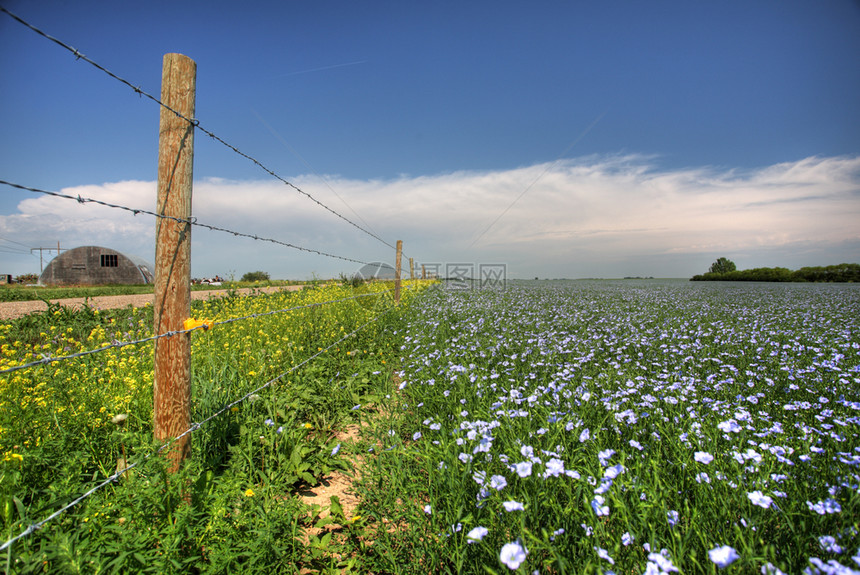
[0, 180, 369, 265]
[0, 6, 395, 251]
[0, 286, 403, 376]
[0, 304, 397, 553]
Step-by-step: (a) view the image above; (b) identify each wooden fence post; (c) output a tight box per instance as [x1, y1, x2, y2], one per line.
[409, 257, 414, 280]
[154, 53, 196, 473]
[394, 240, 402, 305]
[422, 264, 426, 280]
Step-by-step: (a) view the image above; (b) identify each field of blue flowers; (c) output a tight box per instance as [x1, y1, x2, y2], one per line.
[360, 280, 860, 574]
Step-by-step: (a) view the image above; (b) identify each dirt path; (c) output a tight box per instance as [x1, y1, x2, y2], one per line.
[0, 285, 307, 321]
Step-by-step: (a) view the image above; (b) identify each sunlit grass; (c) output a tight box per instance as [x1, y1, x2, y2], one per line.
[0, 279, 429, 573]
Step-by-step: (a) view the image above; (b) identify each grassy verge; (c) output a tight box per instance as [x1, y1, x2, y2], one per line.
[0, 280, 430, 573]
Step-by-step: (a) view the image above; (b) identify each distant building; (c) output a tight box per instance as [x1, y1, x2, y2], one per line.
[39, 246, 154, 285]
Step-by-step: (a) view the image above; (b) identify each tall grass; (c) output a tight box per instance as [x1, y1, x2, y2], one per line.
[0, 281, 428, 573]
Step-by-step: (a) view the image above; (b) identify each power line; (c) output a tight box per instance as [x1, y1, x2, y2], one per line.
[0, 180, 370, 265]
[0, 6, 395, 251]
[0, 247, 32, 256]
[0, 235, 33, 249]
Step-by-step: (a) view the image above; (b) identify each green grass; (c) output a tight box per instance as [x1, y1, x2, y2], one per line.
[0, 281, 427, 573]
[2, 280, 857, 574]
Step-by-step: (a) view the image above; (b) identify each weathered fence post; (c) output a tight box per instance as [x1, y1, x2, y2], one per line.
[422, 264, 426, 280]
[394, 240, 403, 305]
[154, 53, 196, 473]
[409, 257, 414, 280]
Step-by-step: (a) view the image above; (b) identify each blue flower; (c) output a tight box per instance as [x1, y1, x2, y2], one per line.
[466, 526, 488, 543]
[718, 419, 742, 433]
[595, 546, 615, 565]
[490, 474, 508, 490]
[647, 551, 679, 573]
[514, 461, 533, 477]
[708, 545, 739, 568]
[503, 500, 525, 512]
[807, 498, 841, 515]
[604, 464, 624, 479]
[667, 510, 679, 526]
[331, 443, 341, 456]
[499, 541, 528, 570]
[591, 495, 609, 516]
[818, 535, 843, 554]
[694, 451, 714, 464]
[544, 458, 565, 477]
[622, 532, 634, 546]
[747, 491, 773, 509]
[598, 449, 616, 467]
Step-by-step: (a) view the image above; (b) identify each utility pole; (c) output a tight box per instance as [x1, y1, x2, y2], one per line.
[30, 244, 64, 273]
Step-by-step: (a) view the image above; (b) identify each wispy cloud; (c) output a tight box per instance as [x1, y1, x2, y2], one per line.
[1, 155, 857, 278]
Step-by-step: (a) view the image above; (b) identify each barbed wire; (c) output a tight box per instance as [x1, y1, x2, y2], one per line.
[0, 303, 397, 553]
[0, 179, 369, 265]
[0, 6, 396, 252]
[0, 286, 404, 376]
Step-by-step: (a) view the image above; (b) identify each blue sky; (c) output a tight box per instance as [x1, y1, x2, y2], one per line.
[1, 1, 858, 280]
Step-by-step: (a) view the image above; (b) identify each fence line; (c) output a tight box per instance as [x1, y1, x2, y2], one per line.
[0, 286, 402, 376]
[0, 180, 370, 266]
[0, 6, 435, 554]
[0, 301, 402, 553]
[0, 6, 394, 251]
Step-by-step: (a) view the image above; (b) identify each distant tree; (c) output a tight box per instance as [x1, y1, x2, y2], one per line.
[14, 273, 39, 284]
[709, 257, 737, 274]
[241, 270, 270, 282]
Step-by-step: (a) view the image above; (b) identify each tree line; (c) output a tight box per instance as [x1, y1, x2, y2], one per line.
[691, 260, 860, 282]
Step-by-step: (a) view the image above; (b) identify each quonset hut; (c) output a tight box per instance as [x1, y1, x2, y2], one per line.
[39, 246, 154, 285]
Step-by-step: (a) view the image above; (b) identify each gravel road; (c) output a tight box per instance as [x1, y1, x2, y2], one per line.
[0, 285, 306, 321]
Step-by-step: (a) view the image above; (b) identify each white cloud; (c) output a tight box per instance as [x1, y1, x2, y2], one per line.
[0, 155, 857, 279]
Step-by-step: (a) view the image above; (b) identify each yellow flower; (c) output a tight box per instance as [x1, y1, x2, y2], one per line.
[244, 488, 255, 497]
[303, 423, 313, 429]
[231, 407, 239, 413]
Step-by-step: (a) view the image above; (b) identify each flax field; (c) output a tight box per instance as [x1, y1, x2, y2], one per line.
[1, 279, 858, 574]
